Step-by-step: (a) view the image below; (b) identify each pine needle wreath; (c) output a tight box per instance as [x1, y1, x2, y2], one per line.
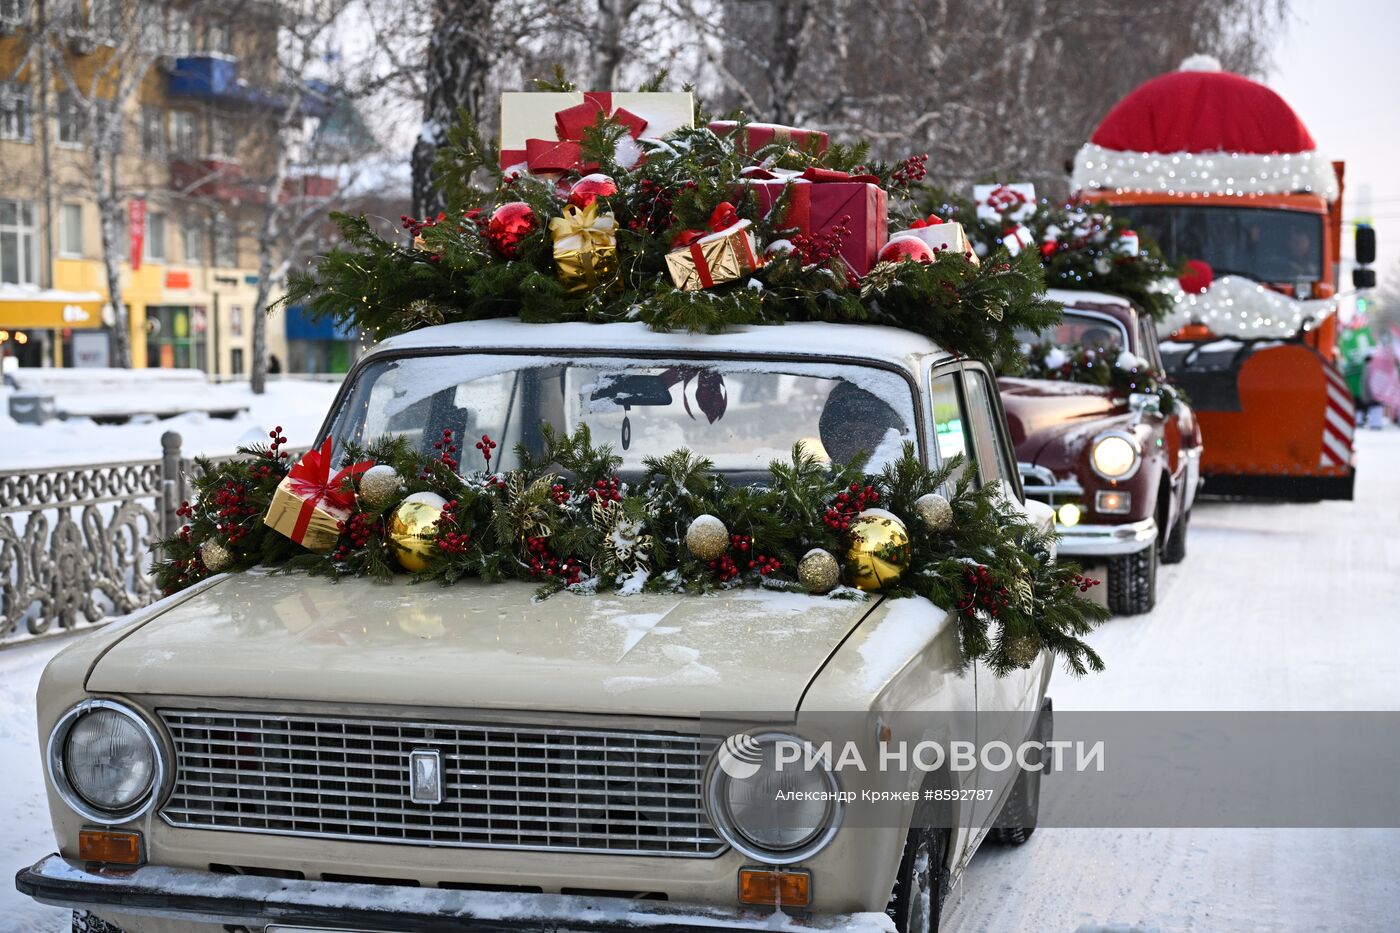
[155, 425, 1107, 676]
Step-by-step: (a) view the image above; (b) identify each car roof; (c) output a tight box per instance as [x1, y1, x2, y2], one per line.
[1047, 288, 1137, 322]
[374, 319, 952, 370]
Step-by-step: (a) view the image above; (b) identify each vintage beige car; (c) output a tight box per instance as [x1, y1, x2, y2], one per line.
[17, 321, 1056, 933]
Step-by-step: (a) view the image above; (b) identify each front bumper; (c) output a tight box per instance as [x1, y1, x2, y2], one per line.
[1053, 516, 1157, 558]
[16, 854, 887, 933]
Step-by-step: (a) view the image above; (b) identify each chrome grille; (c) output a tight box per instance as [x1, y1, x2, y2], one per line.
[159, 710, 725, 857]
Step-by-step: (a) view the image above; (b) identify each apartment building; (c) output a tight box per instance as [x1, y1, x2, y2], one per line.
[0, 0, 361, 374]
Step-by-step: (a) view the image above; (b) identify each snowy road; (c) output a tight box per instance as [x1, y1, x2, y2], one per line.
[2, 431, 1398, 932]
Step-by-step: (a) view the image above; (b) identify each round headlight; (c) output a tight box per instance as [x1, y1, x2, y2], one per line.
[706, 732, 842, 864]
[49, 701, 163, 822]
[1090, 433, 1140, 480]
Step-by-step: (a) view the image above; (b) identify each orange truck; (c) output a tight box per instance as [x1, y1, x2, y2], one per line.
[1071, 56, 1373, 499]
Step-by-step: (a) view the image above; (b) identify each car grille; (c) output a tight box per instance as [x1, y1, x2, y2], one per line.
[158, 710, 726, 857]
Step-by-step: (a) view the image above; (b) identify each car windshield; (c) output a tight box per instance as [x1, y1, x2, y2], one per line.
[328, 352, 919, 479]
[1114, 204, 1323, 283]
[1016, 312, 1129, 353]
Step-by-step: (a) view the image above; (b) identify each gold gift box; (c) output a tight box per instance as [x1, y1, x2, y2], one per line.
[549, 203, 620, 293]
[665, 221, 761, 291]
[263, 477, 350, 553]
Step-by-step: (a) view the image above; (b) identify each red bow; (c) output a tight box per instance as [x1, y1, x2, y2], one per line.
[671, 201, 743, 247]
[502, 92, 648, 174]
[799, 166, 881, 185]
[909, 214, 944, 229]
[285, 439, 374, 540]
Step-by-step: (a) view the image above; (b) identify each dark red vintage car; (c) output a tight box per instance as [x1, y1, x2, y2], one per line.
[1000, 289, 1204, 614]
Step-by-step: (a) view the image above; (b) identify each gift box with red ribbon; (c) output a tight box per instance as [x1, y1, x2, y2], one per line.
[707, 120, 828, 154]
[889, 215, 980, 265]
[665, 202, 762, 291]
[499, 91, 693, 174]
[744, 167, 887, 276]
[263, 439, 374, 552]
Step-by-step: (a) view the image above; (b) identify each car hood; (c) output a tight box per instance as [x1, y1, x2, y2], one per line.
[998, 377, 1131, 470]
[87, 571, 879, 719]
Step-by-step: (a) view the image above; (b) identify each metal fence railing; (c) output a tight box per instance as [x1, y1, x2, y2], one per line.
[0, 431, 261, 647]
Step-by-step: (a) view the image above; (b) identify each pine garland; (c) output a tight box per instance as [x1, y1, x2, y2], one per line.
[921, 188, 1180, 323]
[1019, 341, 1184, 415]
[156, 425, 1107, 677]
[281, 105, 1059, 359]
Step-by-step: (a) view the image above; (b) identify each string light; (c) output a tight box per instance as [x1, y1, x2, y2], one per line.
[1160, 276, 1330, 338]
[1071, 144, 1339, 200]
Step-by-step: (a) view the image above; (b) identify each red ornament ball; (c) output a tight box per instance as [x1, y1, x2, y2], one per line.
[1178, 258, 1214, 294]
[879, 236, 936, 264]
[567, 173, 618, 209]
[487, 201, 537, 259]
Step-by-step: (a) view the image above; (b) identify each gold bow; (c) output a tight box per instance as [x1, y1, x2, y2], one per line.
[549, 203, 619, 293]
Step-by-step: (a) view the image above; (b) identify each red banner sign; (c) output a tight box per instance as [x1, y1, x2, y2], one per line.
[129, 199, 146, 272]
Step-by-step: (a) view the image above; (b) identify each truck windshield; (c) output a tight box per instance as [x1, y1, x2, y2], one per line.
[1115, 205, 1323, 283]
[327, 352, 919, 479]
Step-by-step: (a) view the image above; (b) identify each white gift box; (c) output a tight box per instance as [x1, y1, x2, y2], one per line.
[974, 182, 1037, 223]
[888, 221, 979, 265]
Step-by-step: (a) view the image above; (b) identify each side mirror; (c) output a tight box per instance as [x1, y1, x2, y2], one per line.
[1356, 225, 1377, 266]
[1354, 267, 1377, 290]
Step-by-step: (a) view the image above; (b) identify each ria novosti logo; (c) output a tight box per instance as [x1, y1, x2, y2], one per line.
[715, 733, 766, 779]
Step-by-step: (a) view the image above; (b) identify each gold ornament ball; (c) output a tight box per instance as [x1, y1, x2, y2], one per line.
[913, 493, 953, 532]
[358, 464, 403, 510]
[1004, 634, 1041, 668]
[844, 508, 911, 591]
[798, 548, 841, 594]
[200, 539, 233, 574]
[685, 514, 730, 561]
[389, 491, 447, 572]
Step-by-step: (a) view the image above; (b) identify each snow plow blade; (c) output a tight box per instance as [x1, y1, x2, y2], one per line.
[1160, 338, 1355, 501]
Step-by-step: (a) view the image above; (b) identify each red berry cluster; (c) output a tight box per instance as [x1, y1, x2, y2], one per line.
[433, 429, 459, 471]
[748, 553, 782, 575]
[890, 153, 929, 188]
[211, 480, 259, 543]
[550, 483, 569, 505]
[585, 476, 622, 503]
[1071, 573, 1101, 594]
[630, 178, 694, 235]
[707, 553, 740, 582]
[958, 565, 1011, 617]
[400, 211, 446, 238]
[792, 214, 852, 267]
[524, 536, 584, 585]
[824, 482, 881, 531]
[332, 512, 379, 562]
[474, 434, 497, 469]
[435, 499, 471, 555]
[267, 426, 290, 460]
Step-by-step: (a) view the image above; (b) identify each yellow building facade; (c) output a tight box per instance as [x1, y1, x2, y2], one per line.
[0, 1, 292, 374]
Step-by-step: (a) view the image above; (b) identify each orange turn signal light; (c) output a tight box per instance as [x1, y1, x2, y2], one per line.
[78, 829, 143, 866]
[738, 868, 811, 908]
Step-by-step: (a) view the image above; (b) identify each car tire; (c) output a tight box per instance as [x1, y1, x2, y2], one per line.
[1107, 537, 1157, 615]
[887, 824, 950, 933]
[1161, 506, 1189, 564]
[989, 701, 1049, 845]
[73, 912, 125, 933]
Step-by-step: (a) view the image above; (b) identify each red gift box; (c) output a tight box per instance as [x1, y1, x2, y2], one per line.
[747, 168, 887, 276]
[708, 120, 829, 154]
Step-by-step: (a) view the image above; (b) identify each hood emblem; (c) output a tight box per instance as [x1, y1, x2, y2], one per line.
[409, 749, 443, 805]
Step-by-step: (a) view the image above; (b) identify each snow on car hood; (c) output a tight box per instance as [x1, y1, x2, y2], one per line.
[87, 570, 880, 718]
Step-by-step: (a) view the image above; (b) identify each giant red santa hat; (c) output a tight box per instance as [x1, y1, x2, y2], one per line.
[1071, 55, 1338, 200]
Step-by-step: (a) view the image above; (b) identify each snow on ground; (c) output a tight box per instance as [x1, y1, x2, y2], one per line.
[949, 427, 1400, 932]
[0, 377, 343, 469]
[1, 431, 1397, 931]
